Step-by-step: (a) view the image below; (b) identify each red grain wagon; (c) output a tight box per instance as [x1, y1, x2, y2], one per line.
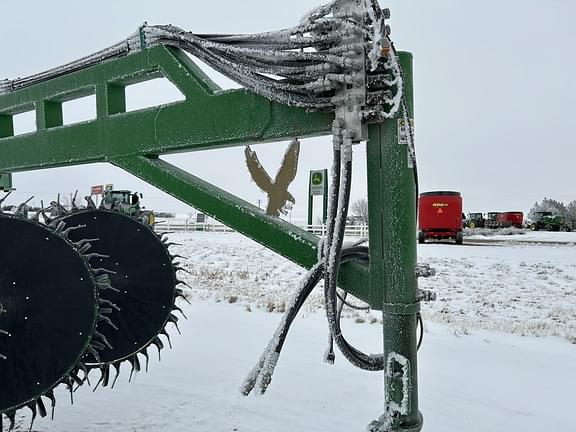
[418, 191, 463, 244]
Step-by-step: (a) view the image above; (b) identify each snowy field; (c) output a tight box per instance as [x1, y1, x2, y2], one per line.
[9, 231, 576, 431]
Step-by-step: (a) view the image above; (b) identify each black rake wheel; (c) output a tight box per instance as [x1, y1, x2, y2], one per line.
[58, 209, 184, 387]
[0, 213, 106, 429]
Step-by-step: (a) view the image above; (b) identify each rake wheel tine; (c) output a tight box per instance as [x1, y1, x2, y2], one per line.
[160, 328, 173, 349]
[84, 252, 109, 261]
[69, 371, 84, 388]
[102, 364, 111, 387]
[152, 337, 164, 361]
[99, 298, 121, 311]
[45, 390, 56, 419]
[98, 314, 118, 331]
[111, 363, 122, 389]
[92, 268, 117, 276]
[53, 221, 66, 234]
[5, 410, 16, 431]
[162, 242, 181, 248]
[142, 348, 150, 372]
[36, 397, 47, 418]
[172, 305, 187, 319]
[62, 225, 87, 238]
[94, 331, 113, 349]
[175, 266, 191, 275]
[26, 401, 37, 432]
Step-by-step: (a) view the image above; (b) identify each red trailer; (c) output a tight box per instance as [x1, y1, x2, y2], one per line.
[418, 191, 463, 244]
[497, 211, 524, 228]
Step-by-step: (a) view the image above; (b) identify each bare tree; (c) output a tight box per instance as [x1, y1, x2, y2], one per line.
[351, 197, 369, 225]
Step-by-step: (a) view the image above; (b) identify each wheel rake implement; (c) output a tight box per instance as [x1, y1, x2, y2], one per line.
[0, 212, 115, 430]
[55, 208, 183, 388]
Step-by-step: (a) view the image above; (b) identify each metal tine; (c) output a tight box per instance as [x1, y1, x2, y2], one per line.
[92, 364, 109, 391]
[53, 220, 67, 234]
[84, 195, 97, 209]
[84, 252, 109, 262]
[162, 242, 182, 248]
[174, 266, 191, 275]
[36, 397, 47, 418]
[26, 402, 37, 432]
[0, 190, 13, 207]
[77, 361, 91, 386]
[5, 410, 16, 431]
[94, 330, 113, 349]
[141, 347, 150, 372]
[73, 236, 97, 249]
[98, 314, 119, 331]
[172, 304, 188, 319]
[159, 328, 173, 349]
[71, 190, 79, 210]
[99, 298, 121, 311]
[152, 337, 164, 361]
[110, 363, 122, 389]
[39, 200, 53, 223]
[92, 268, 117, 276]
[128, 355, 141, 382]
[44, 390, 56, 420]
[16, 196, 34, 216]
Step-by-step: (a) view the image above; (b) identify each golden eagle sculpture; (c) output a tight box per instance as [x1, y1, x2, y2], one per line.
[245, 139, 300, 217]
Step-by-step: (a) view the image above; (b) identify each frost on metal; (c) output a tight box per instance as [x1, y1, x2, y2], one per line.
[240, 263, 322, 396]
[367, 352, 411, 431]
[0, 0, 404, 124]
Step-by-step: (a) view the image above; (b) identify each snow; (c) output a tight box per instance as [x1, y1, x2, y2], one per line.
[7, 231, 576, 431]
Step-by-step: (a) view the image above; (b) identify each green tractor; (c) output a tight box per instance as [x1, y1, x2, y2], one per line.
[100, 190, 156, 225]
[465, 212, 485, 229]
[529, 211, 571, 232]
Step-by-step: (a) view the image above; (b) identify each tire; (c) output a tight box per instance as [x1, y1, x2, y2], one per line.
[469, 222, 476, 229]
[418, 231, 425, 244]
[455, 232, 463, 245]
[530, 223, 538, 231]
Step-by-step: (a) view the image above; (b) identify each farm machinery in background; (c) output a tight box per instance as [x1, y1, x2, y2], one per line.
[528, 211, 571, 231]
[0, 1, 427, 431]
[418, 191, 464, 244]
[98, 189, 156, 225]
[465, 211, 524, 229]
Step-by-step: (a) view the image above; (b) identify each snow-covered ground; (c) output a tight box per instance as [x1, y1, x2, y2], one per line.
[9, 232, 575, 431]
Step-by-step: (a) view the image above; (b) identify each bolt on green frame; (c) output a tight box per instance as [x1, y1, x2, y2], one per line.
[0, 45, 421, 431]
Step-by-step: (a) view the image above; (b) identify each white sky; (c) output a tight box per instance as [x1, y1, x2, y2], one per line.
[1, 0, 575, 219]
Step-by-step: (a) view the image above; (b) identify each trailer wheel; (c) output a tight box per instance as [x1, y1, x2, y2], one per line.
[418, 231, 425, 244]
[455, 232, 463, 245]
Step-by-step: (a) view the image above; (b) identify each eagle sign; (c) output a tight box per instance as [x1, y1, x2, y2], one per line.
[245, 139, 300, 217]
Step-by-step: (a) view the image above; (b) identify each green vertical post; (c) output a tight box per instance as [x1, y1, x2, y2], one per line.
[367, 52, 422, 431]
[0, 173, 12, 191]
[308, 171, 313, 227]
[322, 169, 328, 223]
[36, 100, 63, 129]
[0, 114, 14, 138]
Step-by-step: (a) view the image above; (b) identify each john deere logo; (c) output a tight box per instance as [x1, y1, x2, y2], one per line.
[312, 172, 323, 185]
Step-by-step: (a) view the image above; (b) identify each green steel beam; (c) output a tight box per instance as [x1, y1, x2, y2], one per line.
[367, 53, 422, 430]
[0, 45, 333, 173]
[112, 155, 371, 305]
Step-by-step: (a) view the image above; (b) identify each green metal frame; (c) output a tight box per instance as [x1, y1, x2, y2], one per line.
[0, 45, 421, 430]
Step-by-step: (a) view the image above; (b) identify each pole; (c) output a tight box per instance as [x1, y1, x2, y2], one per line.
[367, 52, 422, 431]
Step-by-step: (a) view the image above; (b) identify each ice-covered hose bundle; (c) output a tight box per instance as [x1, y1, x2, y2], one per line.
[0, 0, 403, 119]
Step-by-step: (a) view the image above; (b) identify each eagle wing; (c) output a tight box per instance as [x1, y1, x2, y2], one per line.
[245, 146, 273, 193]
[274, 139, 300, 189]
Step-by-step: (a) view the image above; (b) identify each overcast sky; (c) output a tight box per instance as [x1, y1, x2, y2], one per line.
[1, 0, 575, 220]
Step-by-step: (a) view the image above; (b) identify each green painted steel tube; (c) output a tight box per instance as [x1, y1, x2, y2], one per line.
[367, 52, 422, 431]
[112, 155, 371, 304]
[0, 46, 334, 173]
